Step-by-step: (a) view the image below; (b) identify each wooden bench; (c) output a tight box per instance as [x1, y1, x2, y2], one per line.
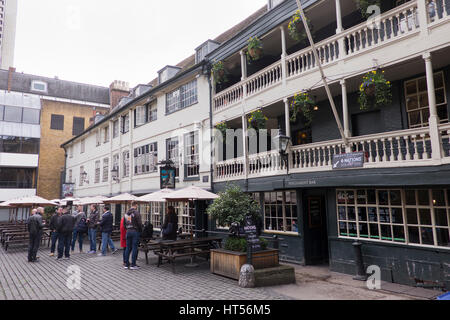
[4, 231, 50, 252]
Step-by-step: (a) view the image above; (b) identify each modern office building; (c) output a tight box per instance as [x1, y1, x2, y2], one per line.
[0, 0, 18, 70]
[0, 67, 110, 220]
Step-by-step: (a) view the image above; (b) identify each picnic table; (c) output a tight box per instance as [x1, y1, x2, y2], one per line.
[149, 237, 223, 273]
[2, 228, 50, 251]
[139, 232, 196, 264]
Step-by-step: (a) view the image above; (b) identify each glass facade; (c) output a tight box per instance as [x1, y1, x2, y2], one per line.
[0, 168, 36, 189]
[0, 136, 40, 154]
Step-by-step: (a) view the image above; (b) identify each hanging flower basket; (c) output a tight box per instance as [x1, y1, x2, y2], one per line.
[288, 10, 313, 43]
[290, 92, 315, 125]
[246, 36, 263, 62]
[248, 110, 268, 130]
[355, 0, 381, 19]
[212, 61, 228, 85]
[215, 122, 228, 143]
[358, 69, 392, 111]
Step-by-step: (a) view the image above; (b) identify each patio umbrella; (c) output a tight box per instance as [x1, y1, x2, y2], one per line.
[102, 193, 143, 204]
[162, 186, 219, 201]
[8, 196, 58, 207]
[76, 196, 107, 206]
[138, 189, 174, 203]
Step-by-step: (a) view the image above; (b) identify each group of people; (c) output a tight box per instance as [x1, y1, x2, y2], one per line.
[27, 201, 180, 270]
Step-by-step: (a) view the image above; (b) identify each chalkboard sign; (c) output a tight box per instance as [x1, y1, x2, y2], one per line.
[308, 197, 322, 228]
[243, 216, 262, 252]
[332, 152, 365, 170]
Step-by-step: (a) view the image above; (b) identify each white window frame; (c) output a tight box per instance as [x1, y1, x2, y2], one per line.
[261, 191, 298, 234]
[95, 160, 100, 184]
[184, 131, 199, 178]
[135, 105, 147, 127]
[165, 80, 198, 114]
[122, 150, 130, 178]
[31, 80, 48, 93]
[103, 126, 110, 143]
[113, 120, 119, 138]
[102, 158, 109, 182]
[148, 104, 157, 122]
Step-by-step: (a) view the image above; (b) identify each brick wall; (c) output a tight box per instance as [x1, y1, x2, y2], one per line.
[37, 100, 109, 200]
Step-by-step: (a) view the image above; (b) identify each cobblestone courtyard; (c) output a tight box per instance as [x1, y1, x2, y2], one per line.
[0, 243, 290, 300]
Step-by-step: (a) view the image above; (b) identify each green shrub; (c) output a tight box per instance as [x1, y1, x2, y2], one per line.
[224, 236, 269, 253]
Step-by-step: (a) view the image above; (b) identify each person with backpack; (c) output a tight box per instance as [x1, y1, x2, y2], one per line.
[123, 201, 143, 270]
[87, 204, 100, 254]
[71, 205, 87, 253]
[56, 206, 75, 260]
[48, 207, 62, 257]
[162, 206, 178, 241]
[27, 208, 44, 262]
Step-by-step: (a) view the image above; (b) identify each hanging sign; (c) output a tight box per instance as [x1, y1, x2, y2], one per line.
[332, 152, 365, 170]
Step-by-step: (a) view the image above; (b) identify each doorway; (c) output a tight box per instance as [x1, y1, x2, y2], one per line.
[303, 195, 329, 265]
[114, 204, 122, 227]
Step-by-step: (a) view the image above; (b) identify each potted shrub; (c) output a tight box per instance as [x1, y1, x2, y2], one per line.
[288, 10, 313, 43]
[290, 91, 315, 125]
[212, 60, 228, 85]
[246, 36, 263, 61]
[207, 184, 279, 280]
[248, 109, 268, 130]
[355, 0, 381, 19]
[358, 69, 392, 111]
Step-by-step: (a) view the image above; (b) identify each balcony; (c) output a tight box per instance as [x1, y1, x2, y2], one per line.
[214, 123, 450, 182]
[213, 0, 450, 116]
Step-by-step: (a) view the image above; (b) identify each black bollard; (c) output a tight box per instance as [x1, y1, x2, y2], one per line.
[352, 241, 367, 281]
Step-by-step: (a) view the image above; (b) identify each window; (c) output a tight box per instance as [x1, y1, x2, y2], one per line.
[0, 136, 40, 154]
[184, 131, 199, 177]
[121, 114, 130, 134]
[405, 71, 447, 128]
[113, 120, 119, 138]
[69, 146, 73, 158]
[169, 201, 195, 233]
[79, 166, 84, 186]
[102, 158, 109, 182]
[103, 126, 110, 143]
[166, 80, 198, 114]
[80, 139, 85, 153]
[3, 106, 22, 122]
[112, 154, 120, 178]
[148, 104, 157, 122]
[122, 150, 130, 178]
[94, 161, 100, 184]
[0, 168, 36, 189]
[134, 105, 147, 127]
[68, 169, 72, 184]
[261, 191, 298, 233]
[96, 130, 101, 147]
[337, 189, 450, 248]
[134, 142, 158, 175]
[50, 114, 64, 130]
[73, 117, 85, 136]
[22, 109, 40, 124]
[166, 137, 180, 178]
[31, 80, 47, 93]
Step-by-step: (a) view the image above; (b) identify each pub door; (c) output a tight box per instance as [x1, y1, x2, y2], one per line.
[303, 195, 329, 265]
[114, 204, 122, 227]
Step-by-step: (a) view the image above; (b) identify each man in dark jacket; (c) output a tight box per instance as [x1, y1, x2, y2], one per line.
[123, 201, 143, 270]
[48, 207, 62, 257]
[87, 204, 100, 254]
[162, 206, 178, 241]
[27, 208, 44, 262]
[98, 205, 118, 256]
[56, 206, 75, 260]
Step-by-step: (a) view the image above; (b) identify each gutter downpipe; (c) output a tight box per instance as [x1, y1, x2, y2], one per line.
[207, 63, 215, 194]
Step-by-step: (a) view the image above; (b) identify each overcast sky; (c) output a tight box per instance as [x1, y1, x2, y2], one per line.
[14, 0, 267, 88]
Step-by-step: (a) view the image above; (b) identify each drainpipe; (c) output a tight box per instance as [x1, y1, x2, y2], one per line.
[207, 64, 215, 193]
[61, 148, 68, 199]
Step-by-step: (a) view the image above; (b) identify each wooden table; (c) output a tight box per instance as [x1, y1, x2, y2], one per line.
[149, 237, 223, 273]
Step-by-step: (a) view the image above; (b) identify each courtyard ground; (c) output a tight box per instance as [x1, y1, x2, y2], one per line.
[0, 242, 442, 300]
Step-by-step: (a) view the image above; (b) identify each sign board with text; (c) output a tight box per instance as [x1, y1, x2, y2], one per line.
[243, 216, 262, 252]
[332, 152, 365, 170]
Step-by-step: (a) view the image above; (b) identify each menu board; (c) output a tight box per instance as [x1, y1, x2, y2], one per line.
[243, 216, 262, 252]
[308, 197, 322, 228]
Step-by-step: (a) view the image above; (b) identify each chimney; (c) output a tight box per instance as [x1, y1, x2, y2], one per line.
[109, 80, 130, 109]
[7, 67, 15, 92]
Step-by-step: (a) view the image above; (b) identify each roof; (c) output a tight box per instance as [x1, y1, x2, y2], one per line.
[0, 69, 110, 105]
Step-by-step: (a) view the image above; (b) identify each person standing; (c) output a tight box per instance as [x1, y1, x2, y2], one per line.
[123, 201, 143, 270]
[48, 207, 62, 257]
[120, 214, 127, 267]
[98, 205, 118, 256]
[162, 206, 178, 241]
[56, 206, 75, 260]
[87, 204, 100, 254]
[71, 205, 87, 253]
[27, 208, 43, 262]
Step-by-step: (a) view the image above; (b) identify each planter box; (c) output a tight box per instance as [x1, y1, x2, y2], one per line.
[210, 249, 279, 280]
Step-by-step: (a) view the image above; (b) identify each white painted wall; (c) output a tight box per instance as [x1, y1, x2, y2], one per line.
[0, 153, 39, 167]
[0, 188, 36, 201]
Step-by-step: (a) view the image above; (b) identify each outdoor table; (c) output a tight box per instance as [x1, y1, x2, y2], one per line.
[150, 237, 223, 273]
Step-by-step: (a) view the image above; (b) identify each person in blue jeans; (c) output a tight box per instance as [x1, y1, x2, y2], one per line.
[123, 201, 143, 270]
[48, 207, 62, 256]
[98, 205, 118, 256]
[56, 206, 75, 260]
[87, 204, 100, 254]
[71, 206, 86, 253]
